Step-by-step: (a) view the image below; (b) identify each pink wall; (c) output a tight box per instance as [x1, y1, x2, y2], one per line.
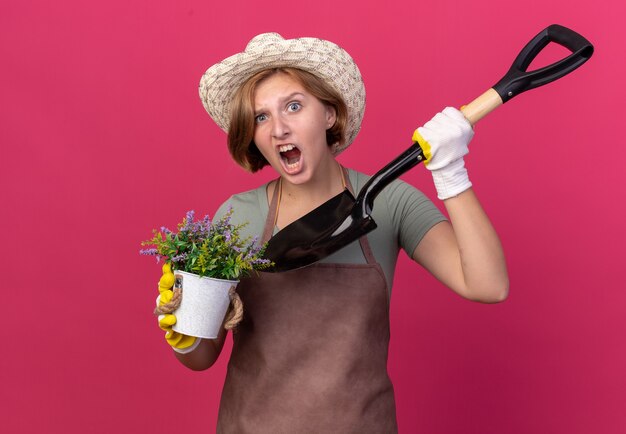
[2, 1, 625, 432]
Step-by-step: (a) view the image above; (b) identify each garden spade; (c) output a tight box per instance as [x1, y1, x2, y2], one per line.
[264, 24, 593, 272]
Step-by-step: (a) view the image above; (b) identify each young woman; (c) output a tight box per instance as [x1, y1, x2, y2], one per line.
[156, 33, 509, 432]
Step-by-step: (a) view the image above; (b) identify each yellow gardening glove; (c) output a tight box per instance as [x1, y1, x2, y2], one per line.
[156, 263, 199, 353]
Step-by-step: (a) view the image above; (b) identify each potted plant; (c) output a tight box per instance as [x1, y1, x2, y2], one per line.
[140, 208, 272, 338]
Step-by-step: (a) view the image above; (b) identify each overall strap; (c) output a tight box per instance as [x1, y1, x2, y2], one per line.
[261, 179, 280, 244]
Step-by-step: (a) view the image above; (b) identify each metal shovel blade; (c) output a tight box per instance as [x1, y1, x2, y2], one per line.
[263, 189, 379, 272]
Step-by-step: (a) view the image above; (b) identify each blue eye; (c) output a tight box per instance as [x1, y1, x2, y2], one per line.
[287, 102, 301, 112]
[255, 113, 267, 123]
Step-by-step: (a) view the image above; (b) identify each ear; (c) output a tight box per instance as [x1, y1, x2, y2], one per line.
[325, 105, 337, 128]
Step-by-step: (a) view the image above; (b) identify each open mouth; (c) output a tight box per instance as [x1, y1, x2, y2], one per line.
[278, 144, 302, 170]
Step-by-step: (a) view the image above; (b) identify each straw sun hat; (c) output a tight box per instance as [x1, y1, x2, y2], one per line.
[199, 32, 366, 154]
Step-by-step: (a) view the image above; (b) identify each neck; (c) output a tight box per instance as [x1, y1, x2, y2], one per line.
[280, 159, 345, 205]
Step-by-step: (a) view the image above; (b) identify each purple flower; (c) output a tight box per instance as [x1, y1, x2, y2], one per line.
[182, 210, 196, 232]
[172, 253, 188, 263]
[139, 248, 159, 256]
[192, 215, 211, 238]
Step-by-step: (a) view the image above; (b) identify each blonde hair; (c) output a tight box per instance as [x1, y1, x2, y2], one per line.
[227, 68, 348, 172]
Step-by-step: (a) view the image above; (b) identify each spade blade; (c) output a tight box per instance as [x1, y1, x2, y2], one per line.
[264, 189, 377, 272]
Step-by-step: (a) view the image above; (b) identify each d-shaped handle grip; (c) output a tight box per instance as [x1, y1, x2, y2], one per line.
[461, 24, 594, 125]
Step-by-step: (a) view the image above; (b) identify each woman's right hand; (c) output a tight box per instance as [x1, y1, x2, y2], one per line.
[155, 263, 200, 354]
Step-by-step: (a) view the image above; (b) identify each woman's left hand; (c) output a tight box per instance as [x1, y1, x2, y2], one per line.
[412, 107, 474, 200]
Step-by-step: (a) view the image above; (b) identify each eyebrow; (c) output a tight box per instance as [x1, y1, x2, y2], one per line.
[281, 92, 305, 102]
[254, 92, 306, 115]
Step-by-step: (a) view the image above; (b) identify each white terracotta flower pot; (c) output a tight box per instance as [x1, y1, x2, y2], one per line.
[171, 270, 238, 339]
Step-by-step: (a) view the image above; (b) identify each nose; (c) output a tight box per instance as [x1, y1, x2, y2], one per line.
[270, 115, 290, 139]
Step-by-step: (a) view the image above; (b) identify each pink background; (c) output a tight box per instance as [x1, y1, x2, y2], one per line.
[2, 0, 625, 432]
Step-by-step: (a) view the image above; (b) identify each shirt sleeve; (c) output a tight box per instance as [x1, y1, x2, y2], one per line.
[213, 197, 233, 222]
[382, 178, 447, 258]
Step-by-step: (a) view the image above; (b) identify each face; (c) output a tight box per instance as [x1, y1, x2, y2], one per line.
[252, 72, 337, 184]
